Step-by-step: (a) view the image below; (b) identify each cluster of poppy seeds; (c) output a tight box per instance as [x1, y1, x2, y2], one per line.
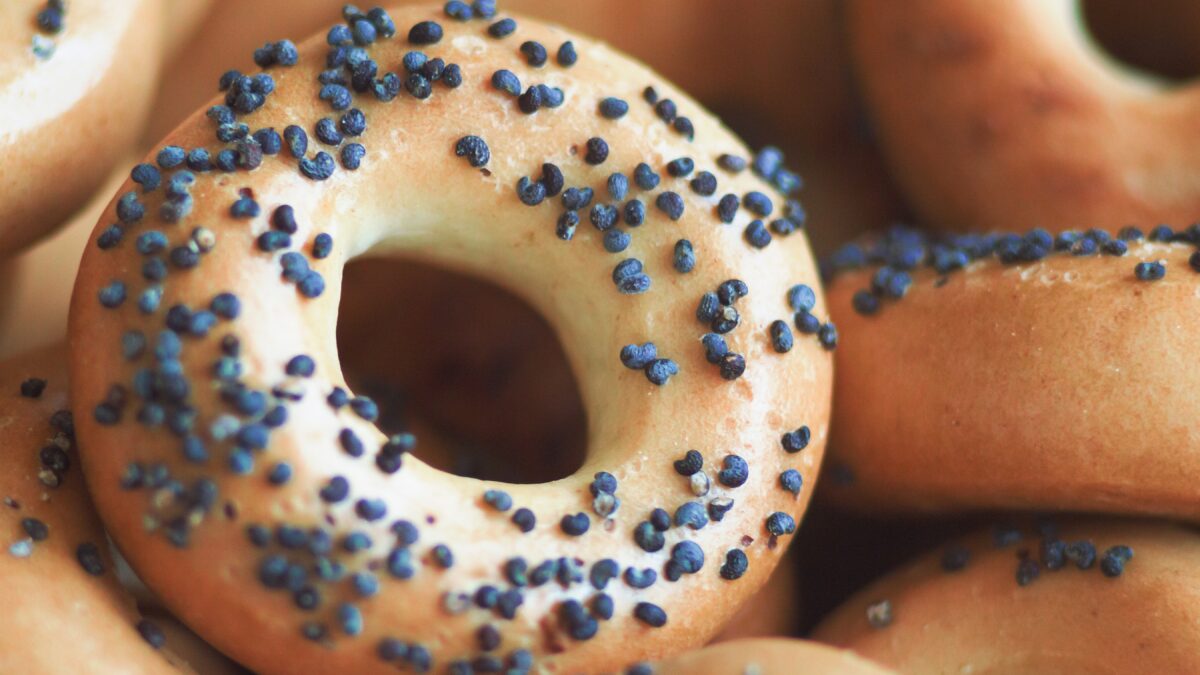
[824, 224, 1200, 318]
[81, 3, 821, 671]
[4, 376, 168, 652]
[30, 0, 65, 59]
[868, 521, 1135, 632]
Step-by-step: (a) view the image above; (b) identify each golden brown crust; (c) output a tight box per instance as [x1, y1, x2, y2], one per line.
[814, 520, 1200, 674]
[645, 638, 894, 675]
[823, 238, 1200, 516]
[0, 345, 179, 673]
[0, 0, 165, 257]
[848, 0, 1200, 233]
[69, 5, 831, 673]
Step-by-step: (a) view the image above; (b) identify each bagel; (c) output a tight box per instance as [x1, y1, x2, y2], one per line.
[0, 154, 135, 359]
[0, 0, 167, 257]
[68, 5, 832, 673]
[627, 638, 893, 675]
[814, 519, 1200, 674]
[820, 225, 1200, 516]
[0, 344, 227, 673]
[847, 0, 1200, 233]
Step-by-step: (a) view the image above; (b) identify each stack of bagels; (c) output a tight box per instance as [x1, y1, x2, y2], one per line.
[2, 1, 1198, 673]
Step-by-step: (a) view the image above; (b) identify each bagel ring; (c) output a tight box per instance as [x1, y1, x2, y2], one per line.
[821, 224, 1200, 517]
[69, 5, 832, 673]
[0, 345, 228, 673]
[848, 0, 1200, 233]
[814, 519, 1200, 674]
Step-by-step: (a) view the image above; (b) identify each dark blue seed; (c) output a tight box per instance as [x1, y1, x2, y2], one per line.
[268, 463, 292, 485]
[98, 281, 127, 308]
[744, 220, 772, 248]
[718, 455, 749, 487]
[1016, 559, 1040, 586]
[781, 426, 811, 453]
[717, 194, 739, 223]
[557, 40, 577, 65]
[408, 20, 443, 44]
[299, 152, 336, 181]
[794, 310, 820, 334]
[602, 229, 630, 253]
[769, 320, 794, 353]
[520, 40, 547, 66]
[690, 171, 717, 196]
[656, 192, 684, 220]
[512, 508, 536, 533]
[672, 239, 695, 273]
[488, 18, 516, 38]
[1135, 261, 1166, 281]
[599, 97, 629, 119]
[720, 549, 749, 580]
[780, 469, 803, 495]
[674, 502, 707, 530]
[818, 323, 838, 350]
[556, 211, 578, 240]
[562, 187, 594, 210]
[312, 233, 333, 259]
[585, 137, 609, 165]
[765, 512, 796, 536]
[560, 513, 590, 536]
[455, 136, 490, 167]
[673, 449, 703, 476]
[634, 163, 660, 190]
[441, 63, 462, 88]
[491, 69, 521, 96]
[607, 173, 629, 200]
[623, 199, 645, 226]
[744, 191, 773, 217]
[341, 143, 366, 170]
[517, 177, 547, 206]
[717, 154, 747, 172]
[633, 602, 667, 627]
[654, 99, 677, 123]
[666, 157, 693, 177]
[619, 343, 657, 369]
[444, 0, 473, 20]
[700, 333, 727, 365]
[633, 522, 664, 553]
[644, 359, 678, 385]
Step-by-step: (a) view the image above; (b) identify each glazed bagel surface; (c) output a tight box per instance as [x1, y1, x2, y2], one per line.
[0, 0, 165, 256]
[814, 520, 1200, 674]
[822, 227, 1200, 517]
[69, 5, 831, 674]
[848, 0, 1200, 233]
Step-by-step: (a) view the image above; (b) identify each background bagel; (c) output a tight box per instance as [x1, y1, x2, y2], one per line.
[69, 5, 832, 673]
[0, 153, 136, 359]
[0, 344, 226, 673]
[848, 0, 1200, 233]
[0, 0, 166, 258]
[820, 227, 1200, 517]
[814, 519, 1200, 674]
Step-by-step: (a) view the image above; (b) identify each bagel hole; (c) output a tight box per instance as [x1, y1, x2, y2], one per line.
[336, 259, 587, 484]
[1082, 0, 1200, 82]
